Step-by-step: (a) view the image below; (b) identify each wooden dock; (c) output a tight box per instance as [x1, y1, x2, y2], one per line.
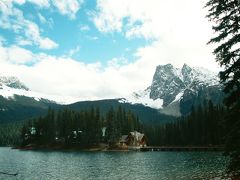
[139, 146, 223, 152]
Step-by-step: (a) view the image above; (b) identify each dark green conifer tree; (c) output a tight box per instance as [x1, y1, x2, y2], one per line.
[205, 0, 240, 177]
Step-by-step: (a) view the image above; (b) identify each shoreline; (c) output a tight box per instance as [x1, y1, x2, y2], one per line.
[13, 144, 130, 152]
[13, 144, 224, 152]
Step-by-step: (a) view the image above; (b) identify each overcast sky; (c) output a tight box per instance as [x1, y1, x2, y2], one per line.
[0, 0, 220, 100]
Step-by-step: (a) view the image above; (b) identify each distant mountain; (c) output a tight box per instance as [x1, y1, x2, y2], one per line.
[0, 76, 29, 91]
[0, 96, 176, 124]
[0, 75, 79, 105]
[0, 76, 175, 124]
[0, 63, 223, 123]
[124, 64, 223, 116]
[65, 99, 176, 124]
[0, 75, 61, 123]
[0, 95, 59, 123]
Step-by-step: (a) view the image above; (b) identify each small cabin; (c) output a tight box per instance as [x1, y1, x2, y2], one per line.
[127, 131, 147, 147]
[119, 131, 147, 148]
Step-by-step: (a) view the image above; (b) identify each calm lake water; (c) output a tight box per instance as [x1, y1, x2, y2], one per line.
[0, 147, 228, 180]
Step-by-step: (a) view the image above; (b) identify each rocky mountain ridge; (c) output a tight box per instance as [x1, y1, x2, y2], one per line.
[0, 64, 224, 118]
[0, 75, 29, 91]
[124, 64, 223, 116]
[0, 75, 78, 105]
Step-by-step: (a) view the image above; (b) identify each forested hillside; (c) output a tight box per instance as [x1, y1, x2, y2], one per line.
[0, 96, 176, 124]
[145, 100, 225, 146]
[21, 106, 142, 148]
[0, 101, 226, 148]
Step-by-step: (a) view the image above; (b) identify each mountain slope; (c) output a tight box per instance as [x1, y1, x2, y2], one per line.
[125, 64, 223, 116]
[65, 99, 176, 124]
[0, 95, 59, 123]
[0, 76, 29, 90]
[0, 76, 176, 124]
[0, 76, 60, 123]
[0, 63, 223, 122]
[0, 75, 79, 105]
[0, 96, 176, 124]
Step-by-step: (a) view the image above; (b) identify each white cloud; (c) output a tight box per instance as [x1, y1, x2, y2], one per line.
[25, 21, 59, 49]
[2, 0, 83, 19]
[2, 0, 50, 8]
[11, 0, 26, 5]
[0, 41, 220, 101]
[0, 0, 221, 101]
[52, 0, 84, 19]
[16, 37, 32, 46]
[7, 46, 34, 64]
[80, 25, 90, 31]
[86, 36, 98, 41]
[0, 42, 154, 99]
[38, 13, 47, 24]
[67, 46, 80, 57]
[108, 57, 128, 69]
[134, 41, 219, 72]
[38, 13, 54, 29]
[93, 0, 219, 71]
[28, 0, 50, 8]
[0, 45, 34, 64]
[0, 2, 58, 50]
[38, 37, 59, 49]
[0, 47, 8, 64]
[0, 36, 6, 46]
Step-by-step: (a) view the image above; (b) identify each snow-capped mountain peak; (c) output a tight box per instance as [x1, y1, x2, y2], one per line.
[120, 87, 163, 109]
[0, 64, 222, 117]
[149, 64, 219, 106]
[0, 75, 79, 104]
[0, 75, 29, 91]
[123, 63, 222, 116]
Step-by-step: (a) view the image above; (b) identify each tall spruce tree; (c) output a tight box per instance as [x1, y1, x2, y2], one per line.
[205, 0, 240, 177]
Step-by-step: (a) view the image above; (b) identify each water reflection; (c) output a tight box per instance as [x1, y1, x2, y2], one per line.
[0, 148, 227, 179]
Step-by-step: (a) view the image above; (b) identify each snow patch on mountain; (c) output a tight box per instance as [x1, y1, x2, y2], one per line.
[122, 63, 220, 113]
[0, 84, 80, 104]
[0, 76, 80, 104]
[0, 64, 220, 111]
[192, 67, 219, 86]
[119, 87, 163, 109]
[172, 91, 184, 103]
[0, 75, 29, 90]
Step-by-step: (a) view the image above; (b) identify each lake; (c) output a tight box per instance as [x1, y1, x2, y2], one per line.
[0, 147, 228, 179]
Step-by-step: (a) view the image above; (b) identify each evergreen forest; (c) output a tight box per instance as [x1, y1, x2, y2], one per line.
[0, 101, 226, 148]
